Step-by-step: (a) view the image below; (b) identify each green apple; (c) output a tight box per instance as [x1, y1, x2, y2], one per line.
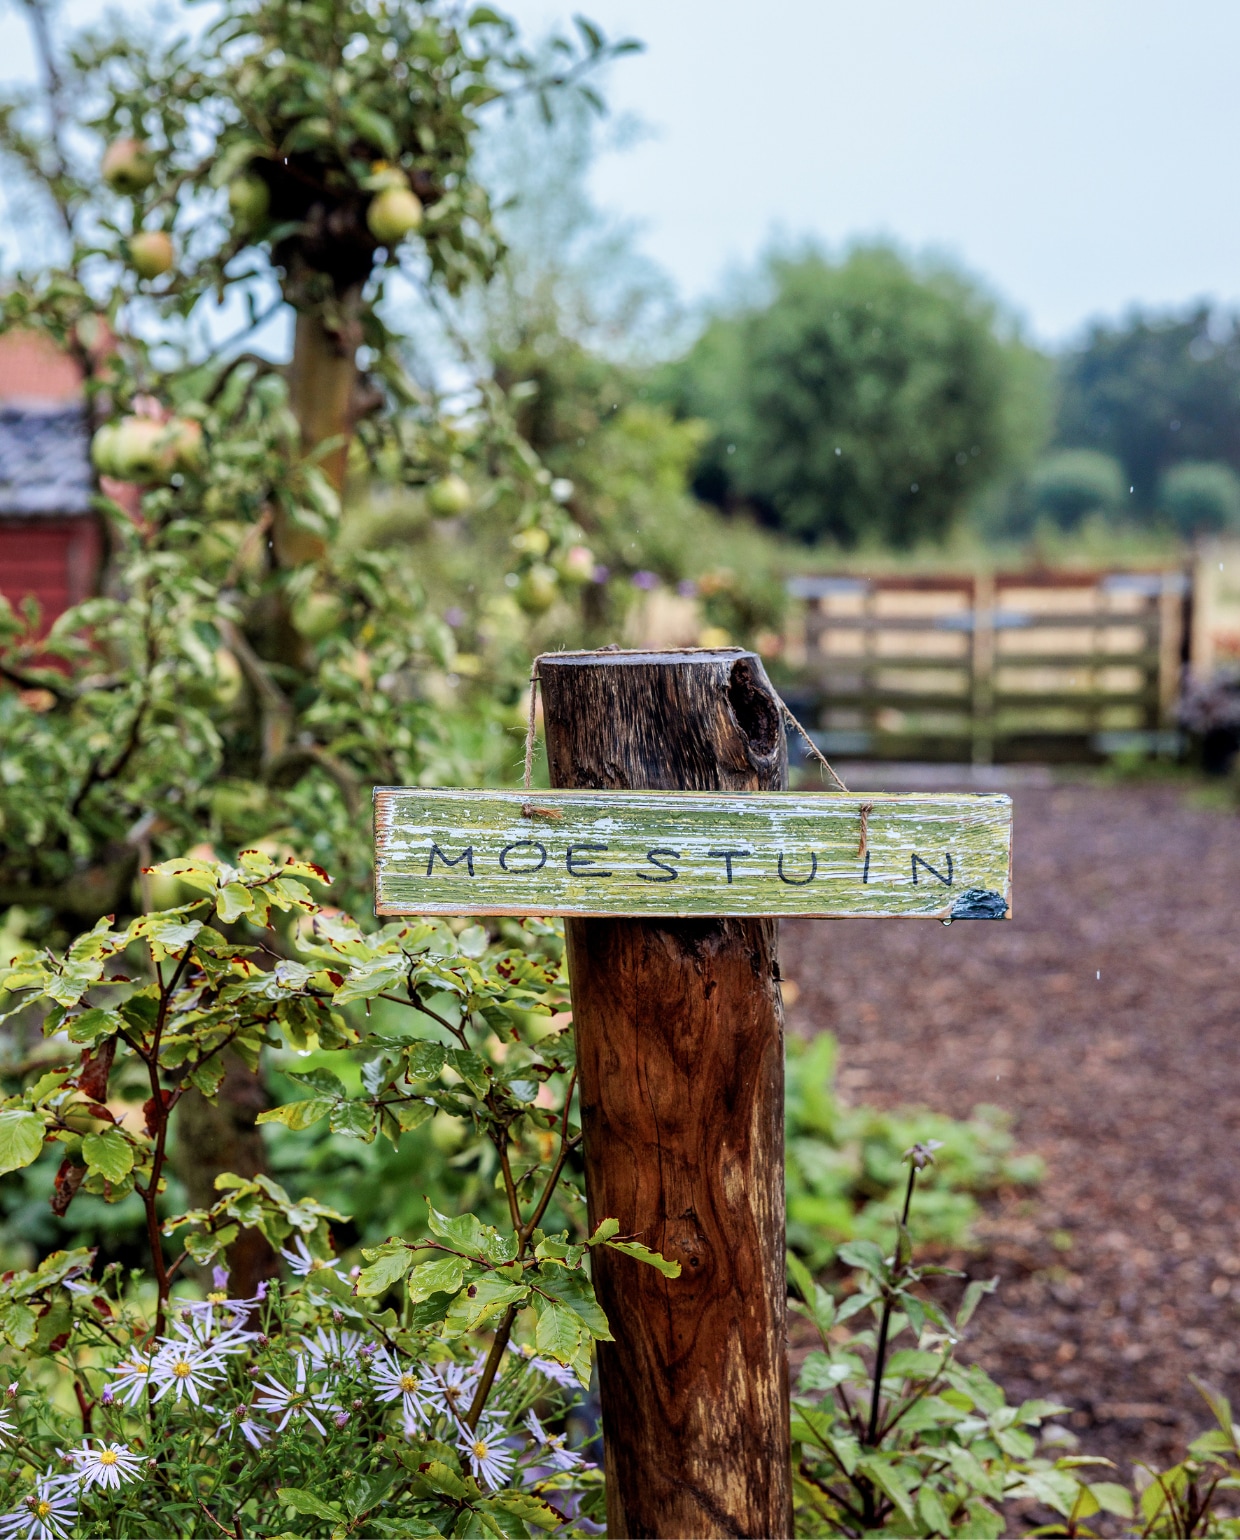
[366, 186, 423, 246]
[426, 473, 472, 518]
[556, 543, 596, 584]
[110, 417, 175, 483]
[102, 138, 156, 195]
[515, 563, 558, 615]
[291, 590, 346, 642]
[167, 416, 204, 473]
[228, 172, 270, 229]
[128, 231, 174, 280]
[511, 526, 550, 556]
[90, 422, 122, 478]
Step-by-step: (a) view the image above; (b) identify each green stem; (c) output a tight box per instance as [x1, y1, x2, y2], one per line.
[463, 1069, 580, 1432]
[865, 1160, 918, 1448]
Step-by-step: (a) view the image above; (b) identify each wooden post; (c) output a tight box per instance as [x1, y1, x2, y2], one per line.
[538, 648, 793, 1540]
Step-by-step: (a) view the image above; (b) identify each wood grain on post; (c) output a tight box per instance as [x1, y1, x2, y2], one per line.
[538, 648, 793, 1540]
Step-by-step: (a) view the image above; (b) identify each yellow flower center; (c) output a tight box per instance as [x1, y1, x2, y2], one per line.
[473, 1440, 488, 1459]
[35, 1501, 51, 1518]
[99, 1449, 118, 1466]
[207, 1291, 227, 1303]
[399, 1374, 417, 1392]
[173, 1360, 192, 1379]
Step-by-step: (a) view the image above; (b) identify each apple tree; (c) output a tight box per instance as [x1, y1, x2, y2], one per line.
[0, 0, 632, 1289]
[0, 0, 633, 924]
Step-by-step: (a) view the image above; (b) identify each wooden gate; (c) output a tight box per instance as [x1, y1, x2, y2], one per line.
[784, 569, 1187, 762]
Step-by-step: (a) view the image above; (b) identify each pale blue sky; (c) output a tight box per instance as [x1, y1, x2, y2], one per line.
[3, 0, 1238, 345]
[503, 0, 1240, 344]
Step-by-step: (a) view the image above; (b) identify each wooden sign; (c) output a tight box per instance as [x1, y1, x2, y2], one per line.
[373, 787, 1012, 920]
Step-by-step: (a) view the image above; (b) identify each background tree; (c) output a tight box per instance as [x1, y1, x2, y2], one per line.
[1157, 459, 1240, 536]
[1018, 447, 1127, 531]
[660, 244, 1047, 548]
[1056, 303, 1240, 504]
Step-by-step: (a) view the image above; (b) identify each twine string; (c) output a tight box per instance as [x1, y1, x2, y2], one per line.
[856, 801, 873, 860]
[519, 646, 851, 811]
[520, 657, 562, 819]
[778, 704, 849, 792]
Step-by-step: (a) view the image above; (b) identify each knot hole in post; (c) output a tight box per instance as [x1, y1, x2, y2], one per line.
[727, 656, 780, 759]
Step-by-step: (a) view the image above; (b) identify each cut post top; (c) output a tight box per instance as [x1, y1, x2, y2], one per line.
[373, 786, 1012, 921]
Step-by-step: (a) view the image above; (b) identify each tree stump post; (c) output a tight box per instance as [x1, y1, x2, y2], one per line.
[538, 648, 793, 1540]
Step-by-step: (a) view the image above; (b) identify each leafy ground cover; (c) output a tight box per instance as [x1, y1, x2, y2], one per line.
[783, 775, 1240, 1482]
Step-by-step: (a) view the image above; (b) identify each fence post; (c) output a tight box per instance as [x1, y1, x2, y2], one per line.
[538, 648, 793, 1540]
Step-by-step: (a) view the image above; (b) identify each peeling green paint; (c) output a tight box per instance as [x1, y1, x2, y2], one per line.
[374, 788, 1012, 920]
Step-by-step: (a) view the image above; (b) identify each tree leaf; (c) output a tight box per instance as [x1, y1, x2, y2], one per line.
[426, 1204, 488, 1253]
[288, 1066, 347, 1097]
[883, 1349, 943, 1381]
[484, 1493, 563, 1532]
[418, 1460, 474, 1501]
[1088, 1482, 1134, 1520]
[81, 1128, 134, 1183]
[408, 1253, 470, 1302]
[65, 1007, 124, 1047]
[918, 1484, 951, 1536]
[0, 1110, 44, 1175]
[347, 104, 399, 158]
[0, 1303, 36, 1349]
[602, 1237, 681, 1277]
[329, 1100, 377, 1141]
[534, 1268, 611, 1341]
[277, 1488, 346, 1522]
[354, 1244, 414, 1297]
[856, 1454, 915, 1523]
[445, 1274, 528, 1333]
[256, 1097, 333, 1131]
[836, 1239, 887, 1279]
[534, 1301, 582, 1362]
[957, 1274, 997, 1329]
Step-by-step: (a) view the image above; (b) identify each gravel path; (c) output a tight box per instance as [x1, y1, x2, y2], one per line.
[781, 778, 1240, 1478]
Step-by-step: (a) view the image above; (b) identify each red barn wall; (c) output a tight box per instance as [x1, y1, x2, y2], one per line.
[0, 330, 100, 635]
[0, 516, 103, 636]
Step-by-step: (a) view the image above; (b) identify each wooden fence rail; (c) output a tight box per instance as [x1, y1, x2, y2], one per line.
[783, 568, 1188, 763]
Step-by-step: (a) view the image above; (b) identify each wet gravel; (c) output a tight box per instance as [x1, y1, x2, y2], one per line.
[781, 777, 1240, 1479]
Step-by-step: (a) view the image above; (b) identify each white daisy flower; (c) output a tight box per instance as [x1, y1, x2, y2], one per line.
[370, 1349, 432, 1428]
[164, 1313, 254, 1359]
[107, 1351, 160, 1408]
[421, 1358, 481, 1421]
[253, 1357, 335, 1436]
[305, 1326, 366, 1378]
[64, 1441, 145, 1491]
[0, 1474, 78, 1540]
[178, 1291, 263, 1334]
[150, 1344, 224, 1406]
[277, 1235, 341, 1278]
[523, 1409, 584, 1472]
[458, 1420, 515, 1491]
[506, 1339, 580, 1389]
[214, 1402, 270, 1451]
[0, 1411, 15, 1446]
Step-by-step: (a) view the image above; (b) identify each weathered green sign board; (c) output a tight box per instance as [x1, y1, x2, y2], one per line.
[373, 788, 1012, 920]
